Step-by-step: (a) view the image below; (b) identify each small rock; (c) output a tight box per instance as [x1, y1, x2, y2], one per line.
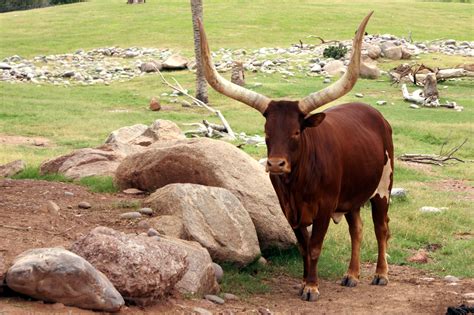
[64, 191, 74, 197]
[213, 263, 224, 283]
[46, 200, 60, 215]
[376, 100, 387, 106]
[409, 104, 420, 109]
[147, 228, 159, 237]
[205, 294, 225, 305]
[323, 78, 331, 84]
[137, 220, 150, 230]
[310, 64, 322, 73]
[444, 275, 460, 283]
[138, 207, 153, 215]
[420, 277, 435, 282]
[355, 93, 364, 98]
[0, 62, 12, 70]
[407, 249, 429, 264]
[390, 188, 407, 198]
[120, 212, 142, 219]
[258, 307, 273, 315]
[149, 97, 161, 111]
[223, 293, 239, 301]
[420, 206, 445, 213]
[192, 307, 213, 315]
[463, 292, 474, 299]
[78, 201, 91, 209]
[122, 188, 145, 195]
[258, 257, 268, 266]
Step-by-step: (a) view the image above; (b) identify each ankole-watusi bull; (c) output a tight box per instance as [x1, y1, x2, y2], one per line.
[198, 12, 393, 301]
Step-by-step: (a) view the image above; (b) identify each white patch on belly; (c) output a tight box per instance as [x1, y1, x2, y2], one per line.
[370, 151, 392, 204]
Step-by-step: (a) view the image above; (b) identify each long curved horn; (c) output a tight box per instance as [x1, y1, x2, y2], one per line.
[198, 19, 271, 114]
[299, 11, 373, 115]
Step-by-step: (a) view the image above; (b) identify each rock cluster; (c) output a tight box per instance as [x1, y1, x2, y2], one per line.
[1, 37, 472, 85]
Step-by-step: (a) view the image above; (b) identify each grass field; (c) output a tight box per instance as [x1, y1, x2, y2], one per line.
[1, 0, 473, 293]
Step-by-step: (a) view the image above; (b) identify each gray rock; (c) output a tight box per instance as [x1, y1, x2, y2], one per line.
[0, 160, 26, 178]
[410, 104, 420, 109]
[323, 60, 345, 76]
[70, 227, 188, 306]
[323, 78, 331, 84]
[223, 293, 239, 301]
[444, 275, 459, 283]
[444, 39, 456, 46]
[0, 62, 12, 70]
[367, 45, 382, 59]
[420, 206, 446, 213]
[62, 71, 75, 78]
[78, 201, 91, 209]
[147, 228, 160, 237]
[383, 46, 402, 60]
[140, 61, 162, 73]
[122, 188, 145, 195]
[6, 248, 124, 312]
[64, 191, 74, 196]
[205, 294, 225, 305]
[143, 183, 261, 266]
[310, 64, 322, 73]
[376, 100, 387, 106]
[137, 207, 153, 215]
[164, 237, 219, 295]
[213, 262, 224, 283]
[355, 93, 364, 98]
[390, 188, 407, 198]
[162, 54, 189, 70]
[116, 138, 296, 251]
[120, 212, 142, 219]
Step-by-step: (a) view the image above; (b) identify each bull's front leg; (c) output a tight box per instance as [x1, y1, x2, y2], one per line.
[301, 217, 330, 302]
[293, 227, 309, 295]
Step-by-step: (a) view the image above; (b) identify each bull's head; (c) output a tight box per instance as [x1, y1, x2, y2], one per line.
[198, 12, 372, 174]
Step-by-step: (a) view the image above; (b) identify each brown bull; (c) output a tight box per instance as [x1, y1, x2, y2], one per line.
[198, 12, 393, 301]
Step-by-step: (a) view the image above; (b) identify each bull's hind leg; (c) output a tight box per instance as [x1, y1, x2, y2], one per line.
[341, 209, 363, 287]
[370, 195, 390, 285]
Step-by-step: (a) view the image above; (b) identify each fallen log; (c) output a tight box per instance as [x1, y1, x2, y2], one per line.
[399, 139, 468, 166]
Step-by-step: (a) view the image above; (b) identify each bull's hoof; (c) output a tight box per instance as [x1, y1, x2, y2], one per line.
[341, 275, 359, 287]
[298, 281, 306, 296]
[371, 274, 389, 286]
[300, 284, 320, 302]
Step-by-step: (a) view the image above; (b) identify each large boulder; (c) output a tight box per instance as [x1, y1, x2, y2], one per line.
[70, 227, 188, 306]
[5, 248, 124, 312]
[115, 138, 296, 250]
[40, 120, 184, 179]
[366, 44, 382, 59]
[162, 237, 219, 296]
[323, 60, 346, 76]
[360, 56, 381, 79]
[162, 54, 189, 70]
[383, 46, 403, 60]
[143, 183, 261, 266]
[148, 215, 186, 239]
[0, 159, 26, 178]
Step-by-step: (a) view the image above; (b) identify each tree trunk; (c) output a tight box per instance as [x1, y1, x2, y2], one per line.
[190, 0, 208, 104]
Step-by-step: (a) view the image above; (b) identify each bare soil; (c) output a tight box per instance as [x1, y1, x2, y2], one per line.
[1, 179, 473, 314]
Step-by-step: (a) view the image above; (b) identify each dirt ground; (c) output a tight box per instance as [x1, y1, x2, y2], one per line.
[1, 179, 473, 314]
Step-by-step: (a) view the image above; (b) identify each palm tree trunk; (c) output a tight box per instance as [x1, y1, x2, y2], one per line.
[190, 0, 209, 104]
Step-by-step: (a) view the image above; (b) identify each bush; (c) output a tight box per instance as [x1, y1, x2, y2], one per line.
[0, 0, 84, 13]
[323, 43, 348, 60]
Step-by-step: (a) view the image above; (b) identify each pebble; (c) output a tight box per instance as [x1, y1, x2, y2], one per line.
[64, 191, 74, 196]
[223, 293, 239, 301]
[444, 275, 460, 283]
[122, 188, 145, 195]
[213, 262, 224, 283]
[258, 257, 268, 266]
[204, 294, 225, 305]
[192, 307, 213, 315]
[409, 104, 420, 109]
[323, 78, 331, 84]
[147, 228, 160, 237]
[376, 100, 387, 106]
[78, 201, 91, 209]
[46, 200, 60, 215]
[355, 93, 364, 98]
[120, 212, 142, 219]
[137, 207, 153, 215]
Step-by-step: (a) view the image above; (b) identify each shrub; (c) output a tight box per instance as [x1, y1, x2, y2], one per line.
[323, 43, 348, 60]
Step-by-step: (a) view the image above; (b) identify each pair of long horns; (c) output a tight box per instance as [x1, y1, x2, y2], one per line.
[198, 12, 373, 115]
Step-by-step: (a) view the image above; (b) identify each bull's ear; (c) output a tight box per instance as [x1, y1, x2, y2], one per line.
[303, 113, 326, 129]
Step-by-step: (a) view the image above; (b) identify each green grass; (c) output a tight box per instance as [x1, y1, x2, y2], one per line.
[0, 0, 473, 59]
[1, 0, 473, 296]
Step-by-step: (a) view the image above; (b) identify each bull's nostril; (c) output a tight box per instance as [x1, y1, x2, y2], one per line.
[278, 160, 286, 167]
[267, 161, 272, 166]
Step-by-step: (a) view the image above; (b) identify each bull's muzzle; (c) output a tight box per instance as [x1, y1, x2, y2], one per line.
[266, 157, 291, 174]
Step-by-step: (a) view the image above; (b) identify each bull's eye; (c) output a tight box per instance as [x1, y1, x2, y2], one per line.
[293, 131, 300, 137]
